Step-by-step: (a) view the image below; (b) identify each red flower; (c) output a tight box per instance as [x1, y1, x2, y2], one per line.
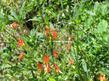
[18, 52, 25, 61]
[44, 64, 51, 73]
[45, 26, 50, 37]
[51, 30, 57, 40]
[11, 22, 18, 29]
[43, 55, 50, 64]
[69, 59, 74, 65]
[18, 38, 24, 47]
[53, 63, 62, 73]
[11, 79, 15, 81]
[53, 50, 58, 58]
[37, 62, 43, 71]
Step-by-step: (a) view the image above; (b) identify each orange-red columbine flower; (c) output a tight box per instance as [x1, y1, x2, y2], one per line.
[98, 73, 106, 81]
[53, 50, 58, 58]
[45, 26, 58, 40]
[18, 38, 24, 47]
[69, 59, 74, 65]
[44, 64, 51, 73]
[11, 79, 15, 81]
[18, 52, 25, 61]
[11, 22, 18, 29]
[51, 30, 57, 40]
[53, 63, 62, 73]
[45, 25, 50, 37]
[43, 55, 50, 64]
[37, 62, 43, 71]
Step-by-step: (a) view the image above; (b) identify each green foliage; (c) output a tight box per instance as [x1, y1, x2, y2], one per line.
[0, 0, 109, 81]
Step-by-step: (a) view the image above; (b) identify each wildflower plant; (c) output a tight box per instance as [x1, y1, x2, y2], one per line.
[0, 0, 109, 81]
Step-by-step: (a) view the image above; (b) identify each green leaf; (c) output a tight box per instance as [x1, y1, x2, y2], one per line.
[101, 4, 108, 15]
[8, 15, 15, 21]
[103, 33, 109, 42]
[10, 9, 17, 19]
[97, 20, 108, 33]
[49, 77, 56, 81]
[81, 59, 88, 73]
